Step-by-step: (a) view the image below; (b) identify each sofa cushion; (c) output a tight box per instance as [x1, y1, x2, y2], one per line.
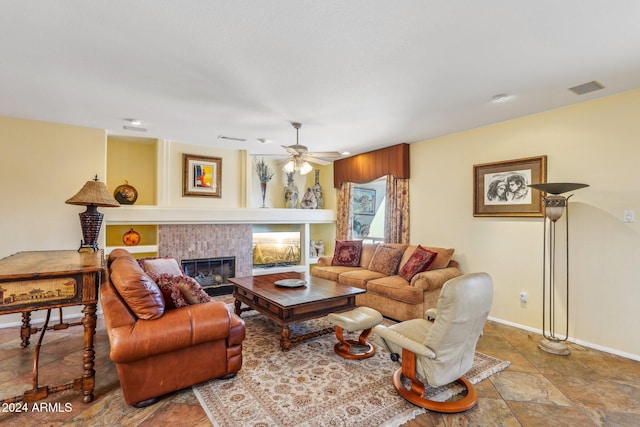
[338, 269, 387, 289]
[332, 240, 363, 267]
[399, 245, 438, 281]
[171, 275, 212, 304]
[142, 257, 184, 276]
[366, 275, 424, 304]
[311, 265, 364, 282]
[152, 273, 190, 309]
[109, 256, 165, 320]
[424, 247, 455, 270]
[368, 244, 405, 276]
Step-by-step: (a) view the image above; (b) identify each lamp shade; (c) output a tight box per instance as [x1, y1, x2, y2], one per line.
[65, 177, 120, 207]
[528, 182, 589, 195]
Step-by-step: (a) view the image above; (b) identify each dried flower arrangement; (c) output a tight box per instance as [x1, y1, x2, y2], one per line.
[255, 158, 274, 183]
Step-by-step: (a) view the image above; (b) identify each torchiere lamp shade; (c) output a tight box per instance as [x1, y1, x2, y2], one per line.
[528, 182, 589, 195]
[66, 176, 120, 252]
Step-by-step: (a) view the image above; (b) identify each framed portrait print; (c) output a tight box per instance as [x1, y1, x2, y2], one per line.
[473, 155, 547, 217]
[183, 154, 222, 197]
[352, 187, 376, 215]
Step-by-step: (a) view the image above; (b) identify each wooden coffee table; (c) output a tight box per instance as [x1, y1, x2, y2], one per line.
[230, 271, 365, 351]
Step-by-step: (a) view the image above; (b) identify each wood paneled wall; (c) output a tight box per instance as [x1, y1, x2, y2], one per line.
[333, 143, 410, 188]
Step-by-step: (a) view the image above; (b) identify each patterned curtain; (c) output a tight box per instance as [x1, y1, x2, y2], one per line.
[336, 182, 354, 240]
[384, 175, 410, 244]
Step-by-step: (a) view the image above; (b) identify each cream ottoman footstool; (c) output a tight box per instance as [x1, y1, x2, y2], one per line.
[327, 307, 383, 360]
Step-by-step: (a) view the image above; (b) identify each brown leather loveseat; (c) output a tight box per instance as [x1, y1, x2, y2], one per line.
[100, 249, 245, 406]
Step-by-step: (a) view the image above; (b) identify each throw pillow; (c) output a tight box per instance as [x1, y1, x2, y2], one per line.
[142, 257, 184, 276]
[169, 275, 212, 304]
[332, 240, 363, 267]
[152, 273, 190, 310]
[368, 244, 405, 276]
[399, 245, 438, 281]
[424, 247, 455, 270]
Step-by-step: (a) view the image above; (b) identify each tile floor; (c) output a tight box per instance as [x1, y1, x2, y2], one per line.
[1, 314, 639, 426]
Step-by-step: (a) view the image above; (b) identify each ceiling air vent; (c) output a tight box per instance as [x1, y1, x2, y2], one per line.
[569, 80, 604, 95]
[217, 135, 247, 142]
[122, 125, 147, 132]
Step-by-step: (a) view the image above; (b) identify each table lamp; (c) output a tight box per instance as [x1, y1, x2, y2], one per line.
[65, 175, 120, 252]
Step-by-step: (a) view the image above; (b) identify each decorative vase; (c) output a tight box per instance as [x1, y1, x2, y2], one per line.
[284, 172, 299, 208]
[122, 228, 140, 246]
[312, 169, 323, 209]
[260, 182, 268, 208]
[300, 187, 317, 209]
[113, 180, 138, 205]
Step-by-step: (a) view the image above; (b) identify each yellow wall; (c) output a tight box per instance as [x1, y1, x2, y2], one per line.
[0, 116, 107, 326]
[410, 88, 640, 358]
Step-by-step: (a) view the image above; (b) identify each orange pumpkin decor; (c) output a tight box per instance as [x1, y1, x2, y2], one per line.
[122, 228, 141, 246]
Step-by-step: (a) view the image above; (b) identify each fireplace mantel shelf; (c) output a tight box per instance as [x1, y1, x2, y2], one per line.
[104, 206, 336, 225]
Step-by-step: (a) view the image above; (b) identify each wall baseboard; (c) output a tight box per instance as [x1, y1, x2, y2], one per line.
[488, 316, 640, 362]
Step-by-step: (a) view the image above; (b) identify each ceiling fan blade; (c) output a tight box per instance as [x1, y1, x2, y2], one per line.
[282, 145, 300, 156]
[305, 157, 330, 166]
[305, 151, 342, 159]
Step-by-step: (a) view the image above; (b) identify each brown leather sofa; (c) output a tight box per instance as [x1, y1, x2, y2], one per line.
[100, 249, 245, 406]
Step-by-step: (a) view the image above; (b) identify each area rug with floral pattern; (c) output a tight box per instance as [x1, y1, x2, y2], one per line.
[193, 312, 509, 427]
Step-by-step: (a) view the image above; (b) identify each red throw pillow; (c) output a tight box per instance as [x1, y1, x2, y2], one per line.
[331, 240, 363, 267]
[152, 273, 190, 310]
[399, 245, 438, 281]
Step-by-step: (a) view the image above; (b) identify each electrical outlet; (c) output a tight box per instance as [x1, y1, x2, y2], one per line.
[624, 210, 635, 223]
[519, 291, 528, 303]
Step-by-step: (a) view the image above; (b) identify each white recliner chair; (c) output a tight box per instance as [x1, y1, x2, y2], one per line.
[373, 272, 493, 413]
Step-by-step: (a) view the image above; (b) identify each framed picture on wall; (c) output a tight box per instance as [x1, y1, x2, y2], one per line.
[183, 154, 222, 197]
[352, 187, 376, 215]
[473, 155, 547, 217]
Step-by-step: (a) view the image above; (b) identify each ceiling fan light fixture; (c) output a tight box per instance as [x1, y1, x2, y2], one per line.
[299, 161, 313, 175]
[283, 160, 295, 173]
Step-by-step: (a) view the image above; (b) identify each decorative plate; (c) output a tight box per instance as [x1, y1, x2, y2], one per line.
[274, 279, 307, 288]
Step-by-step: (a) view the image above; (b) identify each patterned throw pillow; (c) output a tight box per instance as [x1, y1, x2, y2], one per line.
[368, 244, 405, 276]
[152, 274, 190, 310]
[148, 273, 211, 305]
[331, 240, 363, 267]
[399, 245, 438, 281]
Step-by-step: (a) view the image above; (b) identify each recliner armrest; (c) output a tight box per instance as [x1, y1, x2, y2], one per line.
[109, 301, 233, 363]
[410, 267, 462, 291]
[373, 324, 436, 358]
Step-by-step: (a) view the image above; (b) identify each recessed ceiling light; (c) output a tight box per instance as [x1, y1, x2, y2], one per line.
[492, 94, 509, 102]
[125, 118, 143, 126]
[341, 151, 350, 155]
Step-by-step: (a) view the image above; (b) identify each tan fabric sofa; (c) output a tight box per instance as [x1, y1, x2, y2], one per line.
[311, 243, 462, 321]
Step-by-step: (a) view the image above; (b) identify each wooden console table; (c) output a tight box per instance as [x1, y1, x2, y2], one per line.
[0, 250, 104, 404]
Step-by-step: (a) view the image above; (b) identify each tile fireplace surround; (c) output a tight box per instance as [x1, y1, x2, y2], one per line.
[157, 224, 253, 277]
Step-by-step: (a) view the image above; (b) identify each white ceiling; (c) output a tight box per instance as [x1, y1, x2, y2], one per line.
[2, 1, 640, 157]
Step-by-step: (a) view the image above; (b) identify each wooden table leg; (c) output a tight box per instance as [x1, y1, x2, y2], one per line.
[20, 311, 32, 347]
[280, 325, 291, 351]
[81, 303, 97, 403]
[234, 298, 242, 316]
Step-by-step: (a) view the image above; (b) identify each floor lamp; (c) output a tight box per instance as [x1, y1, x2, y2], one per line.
[528, 182, 588, 356]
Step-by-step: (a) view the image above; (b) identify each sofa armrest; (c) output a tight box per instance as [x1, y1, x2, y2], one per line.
[317, 256, 333, 266]
[108, 301, 234, 363]
[410, 267, 462, 292]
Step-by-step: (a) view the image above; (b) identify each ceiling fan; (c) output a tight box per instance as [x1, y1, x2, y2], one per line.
[279, 122, 342, 175]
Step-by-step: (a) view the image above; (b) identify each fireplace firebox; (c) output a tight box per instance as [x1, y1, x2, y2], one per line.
[181, 256, 235, 296]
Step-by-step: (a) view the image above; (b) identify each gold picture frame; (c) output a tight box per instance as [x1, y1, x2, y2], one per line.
[473, 155, 547, 217]
[183, 154, 222, 197]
